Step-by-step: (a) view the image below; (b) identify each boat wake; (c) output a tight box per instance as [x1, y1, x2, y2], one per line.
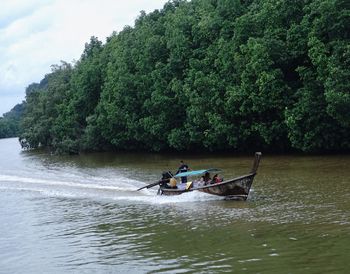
[0, 173, 222, 204]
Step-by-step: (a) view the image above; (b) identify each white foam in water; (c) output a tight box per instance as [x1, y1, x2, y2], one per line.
[0, 174, 137, 192]
[0, 185, 80, 198]
[119, 188, 222, 204]
[0, 174, 220, 204]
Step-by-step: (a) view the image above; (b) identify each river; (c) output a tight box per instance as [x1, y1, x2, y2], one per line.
[0, 137, 349, 273]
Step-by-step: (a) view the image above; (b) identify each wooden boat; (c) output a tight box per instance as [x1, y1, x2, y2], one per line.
[159, 152, 262, 200]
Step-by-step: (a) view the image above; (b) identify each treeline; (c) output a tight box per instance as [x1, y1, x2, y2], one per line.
[0, 104, 25, 138]
[19, 0, 350, 154]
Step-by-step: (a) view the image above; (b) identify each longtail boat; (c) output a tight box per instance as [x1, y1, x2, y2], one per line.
[137, 152, 262, 200]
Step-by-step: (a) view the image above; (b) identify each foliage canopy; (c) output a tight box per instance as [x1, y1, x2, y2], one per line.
[13, 0, 350, 153]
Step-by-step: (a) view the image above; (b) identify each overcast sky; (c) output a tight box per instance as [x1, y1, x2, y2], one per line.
[0, 0, 168, 116]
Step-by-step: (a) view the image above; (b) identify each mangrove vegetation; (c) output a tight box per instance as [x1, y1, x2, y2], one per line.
[6, 0, 349, 153]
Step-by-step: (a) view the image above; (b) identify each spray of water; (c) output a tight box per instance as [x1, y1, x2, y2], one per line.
[0, 173, 221, 204]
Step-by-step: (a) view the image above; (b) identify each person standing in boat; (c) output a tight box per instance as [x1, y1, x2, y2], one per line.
[176, 160, 190, 184]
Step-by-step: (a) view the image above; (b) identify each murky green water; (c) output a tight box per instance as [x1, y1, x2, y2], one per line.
[1, 137, 349, 273]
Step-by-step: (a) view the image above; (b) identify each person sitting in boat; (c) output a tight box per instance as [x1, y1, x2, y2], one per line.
[169, 177, 178, 189]
[202, 172, 211, 185]
[176, 160, 190, 184]
[211, 174, 222, 184]
[195, 177, 204, 187]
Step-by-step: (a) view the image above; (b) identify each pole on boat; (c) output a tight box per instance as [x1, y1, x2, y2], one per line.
[137, 171, 174, 191]
[136, 180, 163, 191]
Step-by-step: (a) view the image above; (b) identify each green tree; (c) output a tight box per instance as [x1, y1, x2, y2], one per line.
[17, 0, 350, 153]
[52, 37, 104, 153]
[20, 62, 72, 150]
[0, 103, 25, 138]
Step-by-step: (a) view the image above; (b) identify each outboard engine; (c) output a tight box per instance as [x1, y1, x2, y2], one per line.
[161, 171, 173, 180]
[160, 171, 173, 188]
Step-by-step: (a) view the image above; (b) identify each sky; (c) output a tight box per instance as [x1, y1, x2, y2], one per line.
[0, 0, 168, 116]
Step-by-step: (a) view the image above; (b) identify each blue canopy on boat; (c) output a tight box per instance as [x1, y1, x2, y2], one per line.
[174, 168, 222, 178]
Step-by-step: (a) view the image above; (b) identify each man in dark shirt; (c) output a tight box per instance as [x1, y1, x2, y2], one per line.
[176, 160, 189, 184]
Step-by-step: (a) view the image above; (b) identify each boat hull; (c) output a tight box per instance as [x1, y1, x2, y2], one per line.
[159, 173, 256, 200]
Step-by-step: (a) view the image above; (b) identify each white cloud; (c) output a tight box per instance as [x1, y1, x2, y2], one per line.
[0, 0, 167, 115]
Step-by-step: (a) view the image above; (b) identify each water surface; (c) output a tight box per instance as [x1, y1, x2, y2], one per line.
[0, 138, 349, 273]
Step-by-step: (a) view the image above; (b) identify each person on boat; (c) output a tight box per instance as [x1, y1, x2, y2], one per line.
[202, 172, 211, 185]
[169, 177, 178, 189]
[176, 160, 190, 184]
[197, 177, 205, 187]
[211, 174, 222, 184]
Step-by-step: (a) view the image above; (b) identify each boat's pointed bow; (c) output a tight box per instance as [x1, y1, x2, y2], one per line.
[250, 152, 262, 174]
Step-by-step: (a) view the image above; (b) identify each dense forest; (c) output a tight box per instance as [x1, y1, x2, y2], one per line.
[0, 104, 25, 139]
[9, 0, 350, 154]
